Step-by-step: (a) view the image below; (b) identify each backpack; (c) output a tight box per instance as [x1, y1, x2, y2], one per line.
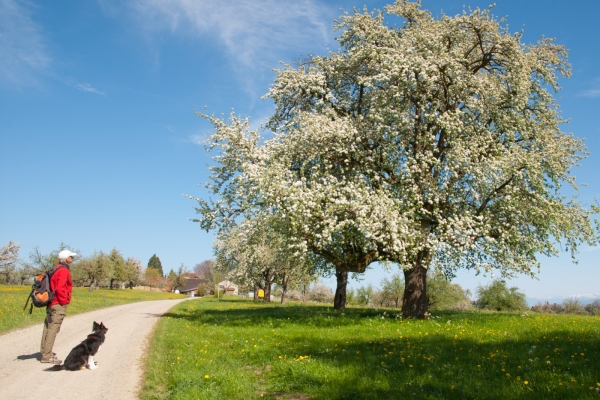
[23, 265, 64, 314]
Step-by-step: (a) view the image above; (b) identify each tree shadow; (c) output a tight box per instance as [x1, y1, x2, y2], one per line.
[161, 301, 395, 328]
[160, 301, 600, 399]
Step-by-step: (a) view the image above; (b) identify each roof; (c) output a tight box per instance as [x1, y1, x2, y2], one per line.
[177, 278, 209, 293]
[218, 280, 239, 289]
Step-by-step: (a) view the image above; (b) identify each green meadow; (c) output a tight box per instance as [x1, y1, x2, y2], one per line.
[141, 297, 600, 400]
[0, 285, 184, 334]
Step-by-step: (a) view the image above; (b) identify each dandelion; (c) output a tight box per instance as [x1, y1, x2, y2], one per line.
[524, 381, 528, 385]
[204, 375, 209, 379]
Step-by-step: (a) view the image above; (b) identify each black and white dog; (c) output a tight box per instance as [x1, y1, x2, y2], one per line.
[63, 321, 108, 371]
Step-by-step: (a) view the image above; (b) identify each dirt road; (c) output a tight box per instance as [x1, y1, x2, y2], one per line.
[0, 298, 192, 400]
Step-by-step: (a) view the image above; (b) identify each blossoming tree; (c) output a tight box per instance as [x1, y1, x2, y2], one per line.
[213, 215, 325, 303]
[192, 1, 597, 317]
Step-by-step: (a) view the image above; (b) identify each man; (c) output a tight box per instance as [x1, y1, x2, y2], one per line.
[40, 249, 75, 364]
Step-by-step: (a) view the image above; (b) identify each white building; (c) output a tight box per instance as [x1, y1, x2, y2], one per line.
[218, 280, 239, 295]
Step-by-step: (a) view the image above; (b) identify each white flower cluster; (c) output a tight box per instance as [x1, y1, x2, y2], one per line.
[192, 1, 597, 290]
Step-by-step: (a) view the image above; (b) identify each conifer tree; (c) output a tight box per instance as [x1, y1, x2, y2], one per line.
[147, 254, 164, 277]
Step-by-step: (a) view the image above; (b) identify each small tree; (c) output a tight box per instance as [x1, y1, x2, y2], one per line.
[0, 241, 20, 284]
[73, 251, 111, 291]
[196, 282, 208, 296]
[428, 272, 470, 310]
[16, 262, 35, 285]
[108, 248, 126, 289]
[309, 284, 334, 303]
[346, 288, 356, 305]
[381, 273, 405, 308]
[356, 284, 375, 306]
[169, 264, 188, 292]
[562, 298, 587, 315]
[124, 257, 143, 289]
[144, 267, 162, 290]
[584, 300, 600, 316]
[26, 243, 73, 274]
[147, 254, 164, 277]
[475, 280, 527, 311]
[167, 269, 177, 290]
[194, 259, 215, 282]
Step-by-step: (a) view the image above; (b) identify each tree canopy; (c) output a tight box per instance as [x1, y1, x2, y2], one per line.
[191, 0, 597, 317]
[147, 254, 164, 277]
[475, 279, 528, 311]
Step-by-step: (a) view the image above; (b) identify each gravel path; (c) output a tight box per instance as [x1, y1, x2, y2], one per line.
[0, 298, 192, 400]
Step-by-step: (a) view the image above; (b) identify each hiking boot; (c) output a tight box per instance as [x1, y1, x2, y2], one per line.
[41, 356, 62, 365]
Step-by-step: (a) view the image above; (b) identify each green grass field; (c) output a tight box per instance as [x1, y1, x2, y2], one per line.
[0, 285, 184, 335]
[141, 297, 600, 400]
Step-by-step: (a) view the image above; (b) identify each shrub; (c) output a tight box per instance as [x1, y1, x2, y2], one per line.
[196, 284, 207, 296]
[562, 298, 587, 315]
[309, 284, 334, 303]
[584, 300, 600, 315]
[454, 300, 471, 310]
[531, 302, 564, 314]
[356, 284, 374, 305]
[346, 288, 357, 305]
[428, 272, 470, 310]
[285, 290, 303, 302]
[371, 290, 395, 307]
[475, 279, 528, 311]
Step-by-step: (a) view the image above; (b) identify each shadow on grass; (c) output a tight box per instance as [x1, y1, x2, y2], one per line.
[162, 300, 403, 328]
[160, 300, 600, 400]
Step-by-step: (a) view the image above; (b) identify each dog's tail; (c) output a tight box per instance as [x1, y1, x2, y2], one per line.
[44, 365, 65, 371]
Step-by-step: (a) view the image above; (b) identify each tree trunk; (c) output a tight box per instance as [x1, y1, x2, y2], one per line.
[280, 273, 288, 304]
[110, 279, 115, 290]
[402, 253, 429, 318]
[302, 284, 308, 304]
[263, 283, 271, 302]
[333, 269, 348, 309]
[263, 269, 273, 303]
[89, 279, 96, 292]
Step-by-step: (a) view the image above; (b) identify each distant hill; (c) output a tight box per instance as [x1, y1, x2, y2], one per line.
[526, 294, 600, 307]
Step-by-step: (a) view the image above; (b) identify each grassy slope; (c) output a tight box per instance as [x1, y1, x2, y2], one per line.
[0, 285, 185, 335]
[141, 297, 600, 400]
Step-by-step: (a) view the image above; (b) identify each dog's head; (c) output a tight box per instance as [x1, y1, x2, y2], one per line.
[92, 321, 108, 334]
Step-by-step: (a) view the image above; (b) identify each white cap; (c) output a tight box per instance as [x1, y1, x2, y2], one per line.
[58, 250, 77, 261]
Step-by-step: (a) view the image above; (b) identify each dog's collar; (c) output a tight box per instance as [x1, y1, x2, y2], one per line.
[88, 334, 101, 340]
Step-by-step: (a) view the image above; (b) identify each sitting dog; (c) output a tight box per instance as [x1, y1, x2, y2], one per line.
[63, 321, 108, 371]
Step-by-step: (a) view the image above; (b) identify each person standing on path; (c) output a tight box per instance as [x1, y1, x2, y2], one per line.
[40, 249, 75, 364]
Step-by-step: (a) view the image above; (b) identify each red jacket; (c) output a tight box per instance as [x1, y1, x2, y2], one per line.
[49, 263, 72, 307]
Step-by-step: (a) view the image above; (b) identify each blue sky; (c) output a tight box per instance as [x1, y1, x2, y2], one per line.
[1, 0, 599, 299]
